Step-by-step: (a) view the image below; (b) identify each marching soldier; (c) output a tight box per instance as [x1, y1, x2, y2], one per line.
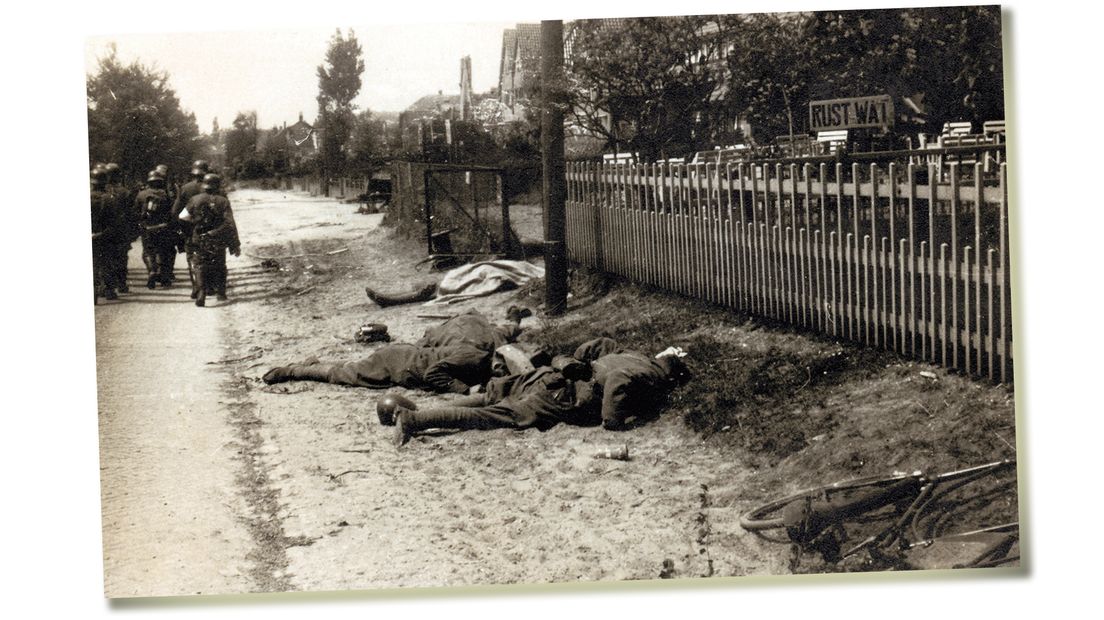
[134, 170, 177, 288]
[172, 160, 210, 299]
[90, 167, 120, 302]
[182, 173, 240, 306]
[104, 163, 137, 293]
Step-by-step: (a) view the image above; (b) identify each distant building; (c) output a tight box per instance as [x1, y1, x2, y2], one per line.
[497, 23, 541, 114]
[256, 112, 319, 171]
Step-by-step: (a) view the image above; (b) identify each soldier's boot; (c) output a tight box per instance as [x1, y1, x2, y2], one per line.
[117, 255, 130, 293]
[262, 362, 335, 385]
[393, 407, 498, 447]
[187, 254, 198, 298]
[194, 265, 208, 307]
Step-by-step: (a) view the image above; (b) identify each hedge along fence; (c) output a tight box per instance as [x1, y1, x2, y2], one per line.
[565, 160, 1013, 383]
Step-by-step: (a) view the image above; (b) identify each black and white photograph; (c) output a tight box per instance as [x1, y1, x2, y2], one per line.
[80, 2, 1025, 599]
[25, 0, 1104, 615]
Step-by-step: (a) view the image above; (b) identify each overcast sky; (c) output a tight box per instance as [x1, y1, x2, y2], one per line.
[85, 21, 515, 133]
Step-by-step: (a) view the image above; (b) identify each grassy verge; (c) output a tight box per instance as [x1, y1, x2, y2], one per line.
[519, 266, 1018, 571]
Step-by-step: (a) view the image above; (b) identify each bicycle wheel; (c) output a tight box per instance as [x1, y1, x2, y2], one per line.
[740, 472, 918, 532]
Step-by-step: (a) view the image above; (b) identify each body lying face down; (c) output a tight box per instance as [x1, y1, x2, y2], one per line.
[391, 337, 692, 445]
[262, 311, 522, 393]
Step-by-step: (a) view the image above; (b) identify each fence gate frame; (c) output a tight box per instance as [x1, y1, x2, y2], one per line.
[421, 163, 520, 259]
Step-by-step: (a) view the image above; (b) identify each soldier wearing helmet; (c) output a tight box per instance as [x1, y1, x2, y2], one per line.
[104, 163, 137, 293]
[173, 160, 211, 299]
[134, 170, 177, 289]
[90, 167, 120, 302]
[183, 173, 240, 306]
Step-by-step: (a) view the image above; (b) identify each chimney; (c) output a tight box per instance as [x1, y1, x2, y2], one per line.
[299, 111, 303, 123]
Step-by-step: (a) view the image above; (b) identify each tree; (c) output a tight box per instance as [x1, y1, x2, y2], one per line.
[565, 16, 732, 161]
[87, 45, 201, 183]
[224, 111, 261, 178]
[800, 6, 1004, 132]
[316, 29, 365, 183]
[347, 109, 384, 172]
[721, 13, 814, 143]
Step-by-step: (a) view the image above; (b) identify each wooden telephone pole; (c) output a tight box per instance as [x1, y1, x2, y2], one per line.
[541, 20, 568, 315]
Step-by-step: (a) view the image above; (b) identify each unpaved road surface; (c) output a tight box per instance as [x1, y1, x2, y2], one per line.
[95, 188, 790, 598]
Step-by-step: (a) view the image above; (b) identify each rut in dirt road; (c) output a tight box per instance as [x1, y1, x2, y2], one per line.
[218, 352, 315, 593]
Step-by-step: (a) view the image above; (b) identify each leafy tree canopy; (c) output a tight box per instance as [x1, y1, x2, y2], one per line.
[566, 16, 732, 160]
[563, 6, 1004, 155]
[86, 45, 201, 183]
[316, 29, 365, 175]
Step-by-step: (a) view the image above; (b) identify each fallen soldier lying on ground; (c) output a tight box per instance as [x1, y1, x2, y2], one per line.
[262, 342, 494, 394]
[572, 337, 692, 430]
[364, 260, 545, 307]
[416, 309, 524, 351]
[261, 310, 523, 393]
[391, 340, 691, 446]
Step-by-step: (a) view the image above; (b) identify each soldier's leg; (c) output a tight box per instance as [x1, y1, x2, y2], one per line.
[262, 360, 368, 386]
[95, 243, 118, 300]
[115, 242, 130, 293]
[140, 236, 156, 289]
[165, 243, 177, 283]
[186, 246, 198, 299]
[213, 250, 228, 300]
[92, 246, 104, 302]
[394, 404, 525, 446]
[193, 252, 209, 307]
[158, 241, 177, 286]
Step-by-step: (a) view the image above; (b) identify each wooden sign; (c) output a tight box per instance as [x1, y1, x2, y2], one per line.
[809, 95, 894, 131]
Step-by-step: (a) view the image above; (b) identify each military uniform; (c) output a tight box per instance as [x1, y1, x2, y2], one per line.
[415, 310, 521, 351]
[106, 180, 136, 292]
[172, 178, 204, 296]
[134, 186, 177, 287]
[185, 189, 240, 305]
[393, 366, 601, 446]
[575, 338, 690, 429]
[395, 338, 689, 445]
[90, 183, 121, 301]
[262, 342, 494, 393]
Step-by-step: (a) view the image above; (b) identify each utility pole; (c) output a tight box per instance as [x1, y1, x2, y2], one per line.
[541, 19, 568, 316]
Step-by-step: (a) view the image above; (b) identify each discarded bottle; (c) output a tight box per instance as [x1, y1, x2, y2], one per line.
[593, 444, 630, 461]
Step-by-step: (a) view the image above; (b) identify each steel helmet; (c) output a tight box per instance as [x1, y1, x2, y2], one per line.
[376, 393, 417, 426]
[191, 160, 210, 177]
[201, 173, 221, 192]
[147, 170, 166, 186]
[90, 168, 108, 187]
[155, 164, 170, 176]
[104, 162, 122, 181]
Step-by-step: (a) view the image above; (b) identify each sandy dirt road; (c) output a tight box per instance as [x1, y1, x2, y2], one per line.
[96, 188, 792, 599]
[95, 242, 252, 597]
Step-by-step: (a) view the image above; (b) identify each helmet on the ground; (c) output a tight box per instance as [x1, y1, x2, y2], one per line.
[201, 173, 221, 192]
[376, 393, 417, 426]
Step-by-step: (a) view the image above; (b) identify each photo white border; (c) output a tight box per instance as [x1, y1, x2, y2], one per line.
[4, 0, 1100, 617]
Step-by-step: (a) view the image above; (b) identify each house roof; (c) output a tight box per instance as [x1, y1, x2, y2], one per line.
[515, 23, 541, 61]
[500, 28, 518, 83]
[405, 93, 461, 115]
